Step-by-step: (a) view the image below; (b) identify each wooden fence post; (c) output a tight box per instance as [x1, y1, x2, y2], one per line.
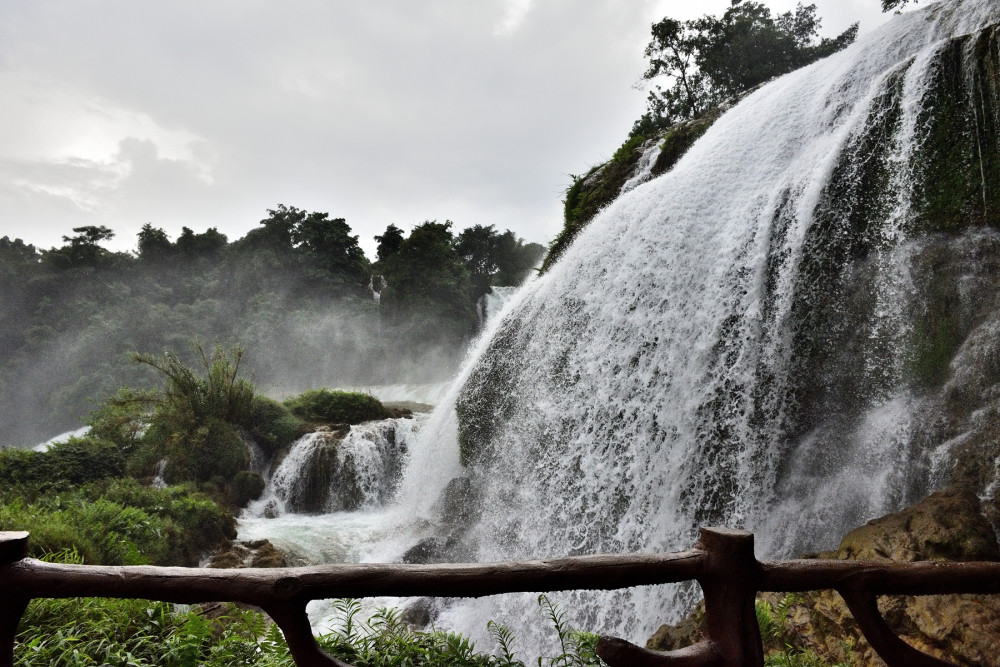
[0, 532, 29, 667]
[695, 528, 764, 667]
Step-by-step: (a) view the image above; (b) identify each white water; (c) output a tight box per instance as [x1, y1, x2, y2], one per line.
[407, 0, 1000, 653]
[239, 0, 1000, 657]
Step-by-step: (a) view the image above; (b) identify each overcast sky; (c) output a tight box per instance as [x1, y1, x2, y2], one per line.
[0, 0, 896, 259]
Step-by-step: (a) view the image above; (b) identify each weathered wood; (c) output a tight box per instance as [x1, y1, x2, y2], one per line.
[596, 636, 724, 666]
[759, 559, 1000, 595]
[0, 533, 28, 564]
[694, 528, 764, 667]
[838, 589, 956, 667]
[0, 598, 27, 667]
[264, 602, 355, 667]
[6, 527, 1000, 667]
[0, 550, 708, 604]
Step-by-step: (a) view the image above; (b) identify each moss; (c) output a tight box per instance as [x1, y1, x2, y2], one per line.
[543, 135, 650, 273]
[910, 27, 1000, 234]
[649, 111, 720, 178]
[229, 470, 266, 508]
[283, 389, 390, 425]
[245, 394, 305, 456]
[543, 109, 721, 274]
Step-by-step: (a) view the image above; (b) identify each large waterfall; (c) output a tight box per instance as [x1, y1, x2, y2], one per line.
[234, 0, 1000, 656]
[390, 0, 1000, 652]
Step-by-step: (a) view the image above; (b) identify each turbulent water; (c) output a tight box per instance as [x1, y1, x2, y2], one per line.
[407, 0, 1000, 652]
[240, 0, 1000, 657]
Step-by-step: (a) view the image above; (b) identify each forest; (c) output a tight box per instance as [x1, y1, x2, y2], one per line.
[0, 208, 543, 446]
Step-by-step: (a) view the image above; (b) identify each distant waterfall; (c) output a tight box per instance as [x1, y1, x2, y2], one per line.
[247, 416, 423, 518]
[391, 0, 1000, 652]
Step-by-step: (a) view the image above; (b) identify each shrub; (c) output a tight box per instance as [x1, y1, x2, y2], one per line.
[0, 436, 125, 488]
[0, 479, 236, 566]
[230, 470, 266, 508]
[246, 394, 305, 456]
[284, 389, 390, 425]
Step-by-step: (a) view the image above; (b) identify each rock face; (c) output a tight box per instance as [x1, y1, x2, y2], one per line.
[647, 488, 1000, 666]
[208, 539, 287, 569]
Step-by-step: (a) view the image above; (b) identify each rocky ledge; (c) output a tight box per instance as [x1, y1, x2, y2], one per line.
[649, 487, 1000, 666]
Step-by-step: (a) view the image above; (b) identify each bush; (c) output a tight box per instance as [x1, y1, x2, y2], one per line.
[0, 497, 162, 565]
[230, 470, 266, 508]
[144, 416, 249, 485]
[246, 394, 305, 456]
[0, 479, 236, 566]
[0, 436, 125, 488]
[284, 389, 390, 425]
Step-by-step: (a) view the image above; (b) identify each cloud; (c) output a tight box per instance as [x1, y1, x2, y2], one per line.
[495, 0, 534, 36]
[0, 1, 893, 257]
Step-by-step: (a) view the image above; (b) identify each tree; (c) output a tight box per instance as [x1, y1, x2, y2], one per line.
[382, 221, 475, 331]
[638, 1, 858, 132]
[137, 224, 173, 263]
[881, 0, 914, 11]
[45, 225, 117, 269]
[293, 212, 369, 287]
[176, 227, 227, 262]
[455, 224, 502, 299]
[374, 224, 405, 263]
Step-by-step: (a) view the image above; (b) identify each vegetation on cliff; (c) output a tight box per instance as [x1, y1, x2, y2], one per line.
[543, 1, 857, 273]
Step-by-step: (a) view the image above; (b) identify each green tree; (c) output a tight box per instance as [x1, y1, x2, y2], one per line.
[176, 226, 227, 262]
[293, 212, 369, 288]
[374, 224, 405, 263]
[45, 225, 118, 269]
[455, 224, 502, 299]
[382, 221, 475, 332]
[137, 224, 173, 263]
[882, 0, 914, 11]
[638, 1, 858, 131]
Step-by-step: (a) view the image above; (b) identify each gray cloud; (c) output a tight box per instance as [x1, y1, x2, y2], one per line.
[0, 0, 893, 256]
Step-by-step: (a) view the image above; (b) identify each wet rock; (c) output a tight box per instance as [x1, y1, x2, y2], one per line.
[647, 487, 1000, 665]
[209, 538, 287, 569]
[401, 537, 447, 564]
[400, 598, 436, 629]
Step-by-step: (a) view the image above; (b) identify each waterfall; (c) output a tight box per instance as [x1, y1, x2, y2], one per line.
[389, 0, 1000, 653]
[246, 416, 423, 518]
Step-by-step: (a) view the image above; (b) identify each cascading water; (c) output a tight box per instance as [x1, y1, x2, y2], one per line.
[247, 416, 423, 518]
[387, 0, 1000, 653]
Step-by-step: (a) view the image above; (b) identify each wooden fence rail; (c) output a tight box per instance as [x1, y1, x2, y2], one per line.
[3, 527, 1000, 667]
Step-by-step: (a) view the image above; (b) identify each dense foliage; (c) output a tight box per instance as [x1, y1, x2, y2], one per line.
[0, 208, 543, 447]
[0, 472, 235, 566]
[283, 389, 391, 425]
[15, 573, 603, 667]
[634, 1, 857, 134]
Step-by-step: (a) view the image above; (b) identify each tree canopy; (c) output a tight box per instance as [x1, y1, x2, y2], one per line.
[635, 0, 858, 134]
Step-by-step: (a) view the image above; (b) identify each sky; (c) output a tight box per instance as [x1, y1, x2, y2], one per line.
[0, 0, 897, 259]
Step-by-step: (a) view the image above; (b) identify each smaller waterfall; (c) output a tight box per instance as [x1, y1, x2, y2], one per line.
[246, 416, 425, 518]
[620, 138, 665, 193]
[369, 275, 387, 304]
[476, 286, 520, 327]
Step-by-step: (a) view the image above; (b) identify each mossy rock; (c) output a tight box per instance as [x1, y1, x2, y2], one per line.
[245, 395, 305, 456]
[647, 487, 1000, 665]
[821, 487, 1000, 562]
[283, 389, 391, 426]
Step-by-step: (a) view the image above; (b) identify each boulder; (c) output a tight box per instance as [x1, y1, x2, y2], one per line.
[647, 487, 1000, 666]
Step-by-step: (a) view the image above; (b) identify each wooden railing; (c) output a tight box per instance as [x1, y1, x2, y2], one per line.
[3, 527, 1000, 667]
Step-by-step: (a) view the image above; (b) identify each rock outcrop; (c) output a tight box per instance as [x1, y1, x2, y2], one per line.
[648, 488, 1000, 666]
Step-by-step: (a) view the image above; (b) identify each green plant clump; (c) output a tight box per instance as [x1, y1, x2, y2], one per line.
[0, 436, 124, 489]
[0, 478, 235, 566]
[246, 394, 306, 456]
[14, 583, 605, 666]
[284, 389, 391, 425]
